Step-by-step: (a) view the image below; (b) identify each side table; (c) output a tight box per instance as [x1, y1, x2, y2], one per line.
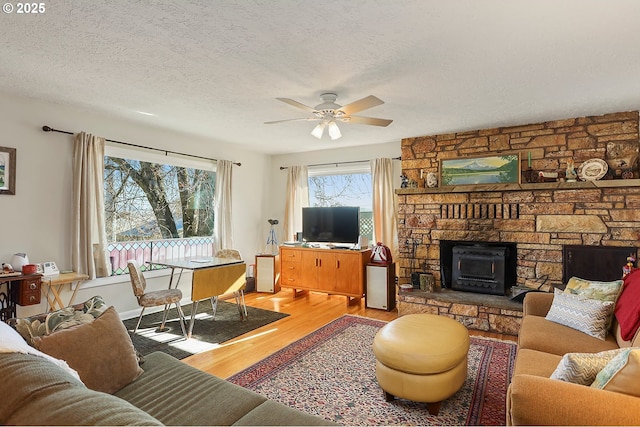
[41, 272, 90, 311]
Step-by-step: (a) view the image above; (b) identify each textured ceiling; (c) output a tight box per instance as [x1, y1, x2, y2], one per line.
[2, 0, 640, 154]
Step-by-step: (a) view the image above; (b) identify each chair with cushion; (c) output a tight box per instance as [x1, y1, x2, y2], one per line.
[127, 260, 187, 339]
[211, 249, 247, 319]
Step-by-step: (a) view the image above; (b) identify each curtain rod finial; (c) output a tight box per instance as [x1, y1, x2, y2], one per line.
[235, 162, 242, 166]
[42, 125, 52, 132]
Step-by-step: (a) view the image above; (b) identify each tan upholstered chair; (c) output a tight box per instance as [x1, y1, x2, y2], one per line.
[212, 249, 247, 319]
[127, 260, 187, 339]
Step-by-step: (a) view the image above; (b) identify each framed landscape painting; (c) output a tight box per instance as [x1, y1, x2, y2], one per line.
[440, 153, 520, 186]
[0, 146, 16, 195]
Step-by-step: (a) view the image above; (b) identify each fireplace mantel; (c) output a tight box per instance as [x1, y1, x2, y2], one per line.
[396, 178, 640, 195]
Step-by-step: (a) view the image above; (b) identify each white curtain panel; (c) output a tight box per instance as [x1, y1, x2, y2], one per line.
[371, 158, 399, 260]
[214, 159, 234, 253]
[72, 132, 110, 279]
[283, 165, 309, 242]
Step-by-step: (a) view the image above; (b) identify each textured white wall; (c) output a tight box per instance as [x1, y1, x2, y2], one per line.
[0, 91, 269, 317]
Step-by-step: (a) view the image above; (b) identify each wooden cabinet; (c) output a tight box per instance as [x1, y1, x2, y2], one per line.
[280, 246, 371, 302]
[17, 275, 42, 306]
[255, 254, 280, 293]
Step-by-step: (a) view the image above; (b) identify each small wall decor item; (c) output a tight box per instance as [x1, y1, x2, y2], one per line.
[400, 173, 409, 188]
[565, 158, 578, 182]
[426, 171, 438, 188]
[440, 153, 520, 186]
[622, 253, 636, 278]
[577, 158, 608, 181]
[0, 146, 16, 195]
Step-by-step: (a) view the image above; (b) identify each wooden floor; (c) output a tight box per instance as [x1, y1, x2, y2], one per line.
[183, 290, 516, 379]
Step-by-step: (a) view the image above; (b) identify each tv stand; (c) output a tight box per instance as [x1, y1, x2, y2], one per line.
[279, 246, 371, 305]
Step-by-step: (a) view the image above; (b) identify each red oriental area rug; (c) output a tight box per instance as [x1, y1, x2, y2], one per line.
[229, 315, 516, 426]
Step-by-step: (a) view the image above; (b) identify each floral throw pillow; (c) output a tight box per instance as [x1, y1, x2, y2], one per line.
[591, 348, 640, 397]
[564, 276, 624, 303]
[11, 295, 108, 346]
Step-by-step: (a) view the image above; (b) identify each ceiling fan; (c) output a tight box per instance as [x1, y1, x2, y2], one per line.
[265, 93, 393, 140]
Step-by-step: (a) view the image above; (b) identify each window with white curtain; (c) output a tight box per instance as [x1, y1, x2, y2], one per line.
[103, 145, 216, 274]
[307, 163, 373, 241]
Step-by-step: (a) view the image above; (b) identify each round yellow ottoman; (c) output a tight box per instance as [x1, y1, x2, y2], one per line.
[373, 314, 470, 415]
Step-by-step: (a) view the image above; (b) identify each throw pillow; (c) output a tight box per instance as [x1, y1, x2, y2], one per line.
[545, 288, 614, 340]
[550, 348, 627, 385]
[614, 269, 640, 341]
[0, 320, 81, 381]
[591, 348, 640, 397]
[564, 276, 624, 302]
[12, 295, 108, 345]
[32, 306, 143, 394]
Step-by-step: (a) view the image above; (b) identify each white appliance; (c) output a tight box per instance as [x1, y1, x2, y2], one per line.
[10, 253, 29, 270]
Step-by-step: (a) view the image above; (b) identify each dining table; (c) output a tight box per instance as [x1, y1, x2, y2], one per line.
[150, 256, 247, 337]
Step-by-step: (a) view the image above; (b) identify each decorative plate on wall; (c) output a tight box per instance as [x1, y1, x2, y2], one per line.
[578, 158, 608, 181]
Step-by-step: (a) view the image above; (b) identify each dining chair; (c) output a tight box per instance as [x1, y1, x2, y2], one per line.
[209, 249, 248, 319]
[127, 260, 188, 339]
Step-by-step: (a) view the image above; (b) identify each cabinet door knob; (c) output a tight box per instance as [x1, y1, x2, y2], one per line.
[29, 283, 37, 290]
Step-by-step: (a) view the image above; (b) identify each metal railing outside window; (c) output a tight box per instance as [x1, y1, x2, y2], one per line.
[107, 236, 215, 275]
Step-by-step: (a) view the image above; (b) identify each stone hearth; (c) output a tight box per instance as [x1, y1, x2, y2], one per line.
[397, 289, 523, 335]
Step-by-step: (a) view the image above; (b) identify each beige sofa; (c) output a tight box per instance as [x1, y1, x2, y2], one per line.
[0, 350, 334, 426]
[506, 292, 640, 426]
[0, 298, 335, 426]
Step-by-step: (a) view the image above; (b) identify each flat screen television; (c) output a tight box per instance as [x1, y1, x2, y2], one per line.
[302, 206, 360, 243]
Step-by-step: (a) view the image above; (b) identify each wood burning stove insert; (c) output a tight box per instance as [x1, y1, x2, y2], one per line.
[452, 245, 507, 295]
[440, 241, 517, 296]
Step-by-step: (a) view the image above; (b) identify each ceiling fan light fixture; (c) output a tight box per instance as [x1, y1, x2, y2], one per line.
[311, 122, 326, 139]
[328, 121, 341, 140]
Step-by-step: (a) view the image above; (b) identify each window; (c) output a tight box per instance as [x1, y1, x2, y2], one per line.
[307, 163, 373, 241]
[104, 146, 216, 274]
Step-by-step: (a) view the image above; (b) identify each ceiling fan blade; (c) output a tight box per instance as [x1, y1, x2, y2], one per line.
[338, 95, 384, 116]
[276, 98, 317, 114]
[264, 118, 317, 124]
[345, 115, 393, 127]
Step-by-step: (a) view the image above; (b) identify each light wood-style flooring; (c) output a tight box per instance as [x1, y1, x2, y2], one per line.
[182, 290, 516, 379]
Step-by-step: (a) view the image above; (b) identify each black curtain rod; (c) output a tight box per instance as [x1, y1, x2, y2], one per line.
[279, 156, 401, 170]
[42, 125, 241, 166]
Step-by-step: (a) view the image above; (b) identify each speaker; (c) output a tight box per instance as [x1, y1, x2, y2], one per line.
[296, 232, 303, 242]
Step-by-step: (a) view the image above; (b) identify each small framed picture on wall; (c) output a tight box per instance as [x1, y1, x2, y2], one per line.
[0, 146, 16, 195]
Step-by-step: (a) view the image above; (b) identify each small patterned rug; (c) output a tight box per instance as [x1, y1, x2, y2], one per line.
[123, 300, 289, 360]
[229, 315, 516, 426]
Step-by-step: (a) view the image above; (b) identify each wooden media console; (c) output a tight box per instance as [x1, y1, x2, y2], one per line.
[279, 246, 371, 304]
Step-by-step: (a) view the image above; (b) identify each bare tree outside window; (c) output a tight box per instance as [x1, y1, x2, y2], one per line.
[309, 173, 371, 207]
[104, 156, 215, 241]
[308, 172, 373, 240]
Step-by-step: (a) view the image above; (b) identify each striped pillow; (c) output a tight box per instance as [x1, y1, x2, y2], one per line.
[545, 288, 614, 340]
[551, 348, 627, 385]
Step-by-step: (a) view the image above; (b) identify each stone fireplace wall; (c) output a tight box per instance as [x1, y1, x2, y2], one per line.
[397, 111, 640, 289]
